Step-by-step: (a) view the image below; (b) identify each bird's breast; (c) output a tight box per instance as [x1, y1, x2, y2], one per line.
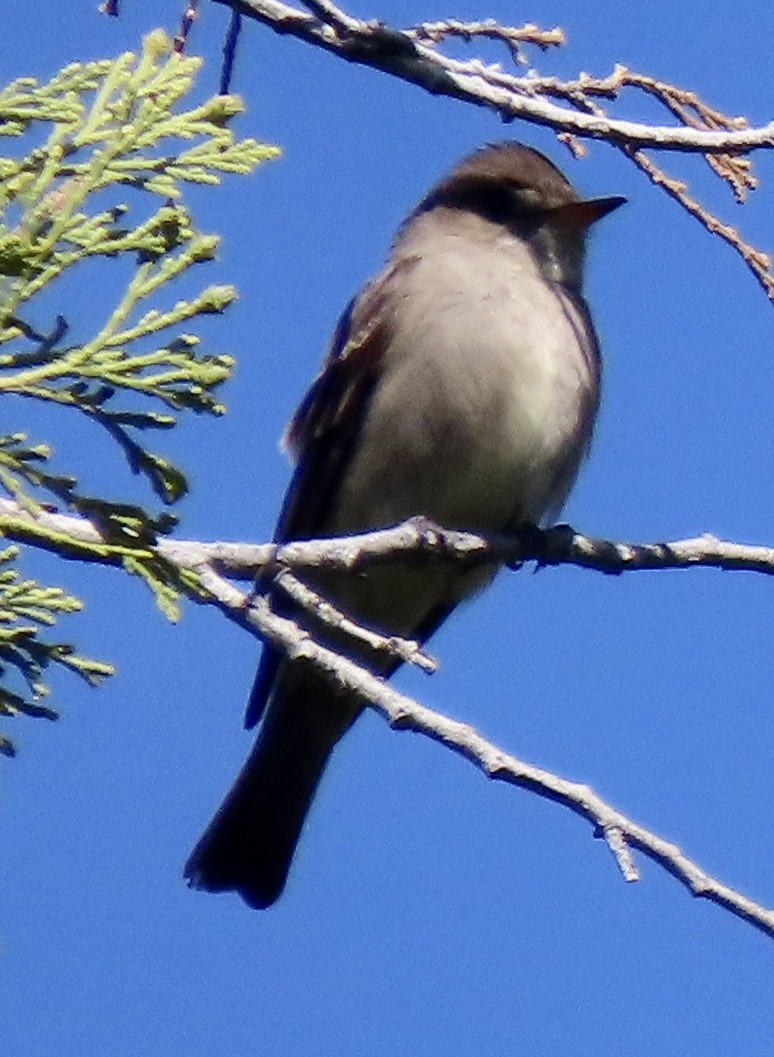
[330, 232, 599, 537]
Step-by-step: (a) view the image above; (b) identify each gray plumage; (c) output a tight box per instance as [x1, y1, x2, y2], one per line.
[184, 142, 623, 908]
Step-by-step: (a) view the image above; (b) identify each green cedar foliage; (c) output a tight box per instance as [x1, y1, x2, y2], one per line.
[0, 30, 278, 752]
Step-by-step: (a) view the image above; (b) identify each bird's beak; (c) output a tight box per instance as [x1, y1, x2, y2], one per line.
[551, 195, 627, 230]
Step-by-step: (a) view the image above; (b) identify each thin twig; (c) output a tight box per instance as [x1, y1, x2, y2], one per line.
[174, 0, 201, 53]
[409, 19, 565, 66]
[624, 146, 774, 298]
[220, 8, 243, 94]
[272, 567, 437, 673]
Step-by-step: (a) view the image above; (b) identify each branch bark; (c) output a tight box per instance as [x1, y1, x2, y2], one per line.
[214, 0, 774, 153]
[3, 499, 774, 580]
[197, 560, 774, 943]
[210, 0, 774, 298]
[2, 497, 773, 938]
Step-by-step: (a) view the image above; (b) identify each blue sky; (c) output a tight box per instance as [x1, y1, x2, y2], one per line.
[4, 2, 774, 1055]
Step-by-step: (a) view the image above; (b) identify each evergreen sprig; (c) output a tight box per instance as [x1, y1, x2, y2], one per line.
[0, 545, 113, 756]
[0, 31, 275, 511]
[0, 31, 278, 750]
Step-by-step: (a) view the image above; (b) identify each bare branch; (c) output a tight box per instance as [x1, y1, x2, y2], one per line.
[175, 0, 202, 53]
[195, 562, 774, 942]
[216, 0, 773, 153]
[408, 19, 565, 66]
[2, 496, 772, 934]
[603, 825, 640, 882]
[3, 500, 774, 581]
[213, 0, 774, 298]
[622, 146, 773, 297]
[272, 567, 438, 673]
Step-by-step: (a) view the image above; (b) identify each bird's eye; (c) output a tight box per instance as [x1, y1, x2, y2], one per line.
[513, 185, 542, 206]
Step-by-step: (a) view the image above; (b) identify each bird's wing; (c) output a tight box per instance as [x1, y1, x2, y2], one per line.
[246, 255, 420, 728]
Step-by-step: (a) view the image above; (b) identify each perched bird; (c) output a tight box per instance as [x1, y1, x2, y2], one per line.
[185, 142, 624, 909]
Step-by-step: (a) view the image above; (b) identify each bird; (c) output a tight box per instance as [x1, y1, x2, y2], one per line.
[184, 141, 624, 909]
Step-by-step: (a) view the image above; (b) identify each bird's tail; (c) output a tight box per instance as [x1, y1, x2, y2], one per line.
[184, 684, 359, 909]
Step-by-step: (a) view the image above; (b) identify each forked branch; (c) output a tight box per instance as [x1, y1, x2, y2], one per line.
[210, 0, 774, 298]
[1, 496, 772, 938]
